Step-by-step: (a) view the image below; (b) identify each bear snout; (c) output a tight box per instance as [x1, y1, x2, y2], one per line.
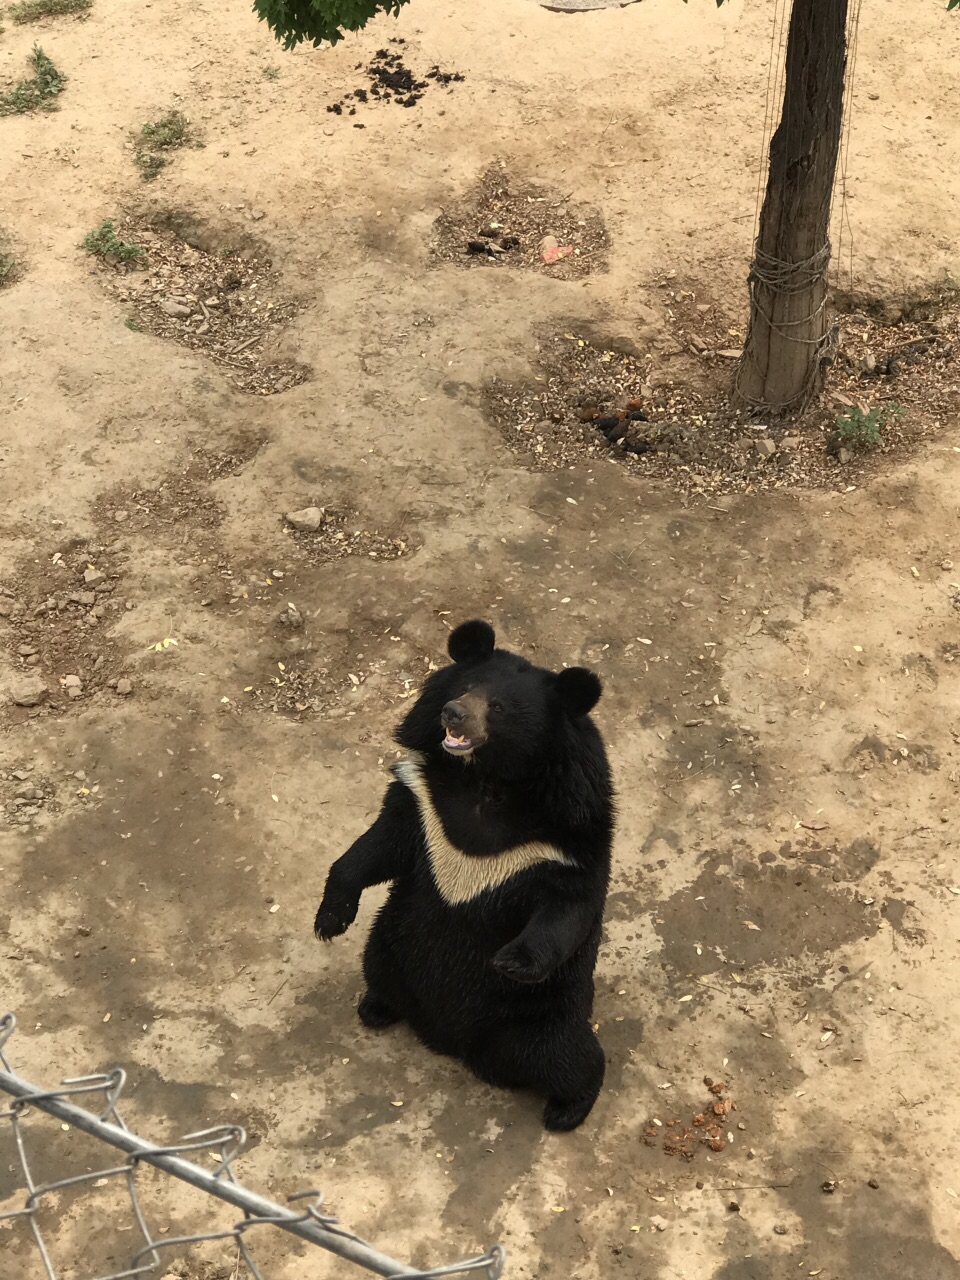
[441, 700, 467, 729]
[441, 691, 488, 755]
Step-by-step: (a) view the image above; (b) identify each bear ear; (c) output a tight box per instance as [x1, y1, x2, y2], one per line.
[555, 666, 602, 717]
[448, 619, 496, 664]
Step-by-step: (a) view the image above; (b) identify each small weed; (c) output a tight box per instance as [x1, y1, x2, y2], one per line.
[81, 220, 144, 263]
[0, 252, 18, 287]
[133, 109, 202, 181]
[135, 151, 167, 181]
[0, 45, 66, 116]
[141, 109, 193, 149]
[262, 64, 280, 80]
[835, 401, 904, 451]
[125, 317, 143, 331]
[9, 0, 91, 22]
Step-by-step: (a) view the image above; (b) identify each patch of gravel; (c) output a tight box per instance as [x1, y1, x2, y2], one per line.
[282, 506, 413, 563]
[90, 437, 267, 548]
[90, 219, 310, 395]
[433, 165, 608, 279]
[485, 282, 960, 496]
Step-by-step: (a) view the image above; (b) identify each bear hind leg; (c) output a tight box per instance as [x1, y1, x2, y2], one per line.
[467, 1018, 605, 1132]
[360, 919, 410, 1031]
[542, 1026, 605, 1132]
[358, 992, 401, 1030]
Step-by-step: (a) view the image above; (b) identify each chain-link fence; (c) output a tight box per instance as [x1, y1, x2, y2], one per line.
[0, 1013, 505, 1280]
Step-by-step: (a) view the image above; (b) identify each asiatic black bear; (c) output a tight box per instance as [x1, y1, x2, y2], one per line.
[314, 620, 614, 1130]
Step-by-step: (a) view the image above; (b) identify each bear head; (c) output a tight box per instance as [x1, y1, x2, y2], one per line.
[395, 619, 602, 776]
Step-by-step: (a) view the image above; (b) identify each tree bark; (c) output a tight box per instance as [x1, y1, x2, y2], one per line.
[734, 0, 848, 415]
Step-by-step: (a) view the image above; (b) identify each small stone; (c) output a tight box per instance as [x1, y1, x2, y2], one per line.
[83, 568, 106, 587]
[63, 675, 82, 688]
[8, 676, 48, 707]
[279, 603, 304, 629]
[774, 1224, 788, 1236]
[780, 436, 802, 450]
[285, 506, 325, 533]
[838, 447, 853, 465]
[116, 678, 134, 696]
[159, 299, 193, 318]
[77, 925, 92, 937]
[940, 559, 954, 571]
[728, 1201, 741, 1214]
[113, 509, 129, 523]
[650, 1215, 668, 1232]
[868, 1177, 880, 1189]
[860, 352, 877, 373]
[17, 644, 37, 657]
[66, 685, 83, 699]
[78, 591, 96, 606]
[755, 438, 777, 458]
[821, 1180, 837, 1194]
[250, 208, 266, 221]
[0, 598, 14, 617]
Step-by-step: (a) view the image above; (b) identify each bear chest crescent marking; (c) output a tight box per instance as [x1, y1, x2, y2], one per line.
[393, 757, 574, 906]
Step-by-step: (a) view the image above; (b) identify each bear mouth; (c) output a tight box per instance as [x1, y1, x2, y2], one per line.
[442, 731, 474, 756]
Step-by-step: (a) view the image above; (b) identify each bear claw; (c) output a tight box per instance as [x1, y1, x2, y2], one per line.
[314, 899, 358, 941]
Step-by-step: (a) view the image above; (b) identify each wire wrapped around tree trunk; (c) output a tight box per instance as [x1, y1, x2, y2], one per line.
[735, 240, 836, 413]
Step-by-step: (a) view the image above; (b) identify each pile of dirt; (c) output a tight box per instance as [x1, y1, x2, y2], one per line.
[325, 38, 464, 126]
[433, 166, 608, 278]
[642, 1078, 737, 1161]
[485, 288, 960, 495]
[88, 219, 310, 395]
[1, 541, 130, 719]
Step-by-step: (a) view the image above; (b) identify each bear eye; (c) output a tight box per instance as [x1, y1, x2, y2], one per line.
[489, 700, 504, 714]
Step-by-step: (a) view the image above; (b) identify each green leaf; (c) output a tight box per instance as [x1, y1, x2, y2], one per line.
[253, 0, 412, 48]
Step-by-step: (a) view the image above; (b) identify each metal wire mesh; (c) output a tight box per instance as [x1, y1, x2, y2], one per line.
[0, 1013, 504, 1280]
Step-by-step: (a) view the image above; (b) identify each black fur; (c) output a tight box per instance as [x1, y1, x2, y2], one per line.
[314, 621, 615, 1131]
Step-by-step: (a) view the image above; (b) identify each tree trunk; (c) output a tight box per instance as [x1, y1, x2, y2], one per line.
[734, 0, 848, 415]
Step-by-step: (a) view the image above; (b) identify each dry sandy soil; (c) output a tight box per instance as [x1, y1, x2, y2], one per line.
[2, 0, 960, 1278]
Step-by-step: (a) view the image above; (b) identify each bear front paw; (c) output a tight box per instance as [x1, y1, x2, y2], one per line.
[492, 942, 548, 984]
[314, 897, 358, 941]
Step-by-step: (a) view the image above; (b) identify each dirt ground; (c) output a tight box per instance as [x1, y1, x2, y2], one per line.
[2, 0, 960, 1278]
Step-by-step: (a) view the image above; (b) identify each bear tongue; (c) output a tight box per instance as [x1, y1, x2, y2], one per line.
[443, 731, 472, 749]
